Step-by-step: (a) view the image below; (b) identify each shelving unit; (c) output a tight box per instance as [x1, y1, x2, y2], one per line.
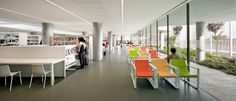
[0, 32, 22, 46]
[27, 35, 41, 45]
[0, 32, 42, 46]
[64, 45, 77, 69]
[52, 36, 78, 46]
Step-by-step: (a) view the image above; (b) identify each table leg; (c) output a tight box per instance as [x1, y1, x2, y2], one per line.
[51, 63, 54, 86]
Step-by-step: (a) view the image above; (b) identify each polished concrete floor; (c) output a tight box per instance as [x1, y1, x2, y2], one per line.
[191, 62, 236, 101]
[0, 47, 219, 101]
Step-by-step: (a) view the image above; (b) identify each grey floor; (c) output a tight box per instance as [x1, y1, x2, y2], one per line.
[191, 62, 236, 101]
[0, 47, 219, 101]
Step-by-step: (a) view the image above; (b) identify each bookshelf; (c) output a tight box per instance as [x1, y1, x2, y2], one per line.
[0, 32, 27, 46]
[52, 35, 78, 46]
[27, 35, 41, 45]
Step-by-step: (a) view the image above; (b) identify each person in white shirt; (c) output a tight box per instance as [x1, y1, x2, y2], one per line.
[76, 37, 87, 68]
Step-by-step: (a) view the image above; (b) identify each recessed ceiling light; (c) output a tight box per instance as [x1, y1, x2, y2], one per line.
[45, 0, 91, 25]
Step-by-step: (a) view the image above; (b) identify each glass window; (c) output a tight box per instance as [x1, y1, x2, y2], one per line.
[158, 17, 167, 54]
[232, 21, 236, 57]
[151, 22, 157, 49]
[169, 5, 187, 59]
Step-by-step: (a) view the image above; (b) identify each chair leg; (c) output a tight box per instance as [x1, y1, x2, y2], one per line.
[5, 77, 7, 86]
[10, 76, 13, 91]
[29, 74, 33, 88]
[41, 74, 43, 83]
[154, 77, 158, 89]
[43, 74, 46, 88]
[19, 72, 22, 85]
[197, 76, 199, 88]
[175, 77, 180, 89]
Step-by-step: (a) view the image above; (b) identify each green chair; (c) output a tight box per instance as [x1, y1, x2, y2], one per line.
[129, 50, 138, 63]
[133, 47, 140, 52]
[170, 59, 199, 89]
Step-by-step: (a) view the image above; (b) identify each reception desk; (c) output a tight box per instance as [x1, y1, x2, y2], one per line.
[0, 46, 74, 83]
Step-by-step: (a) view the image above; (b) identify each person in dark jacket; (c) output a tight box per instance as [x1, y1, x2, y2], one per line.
[76, 37, 86, 68]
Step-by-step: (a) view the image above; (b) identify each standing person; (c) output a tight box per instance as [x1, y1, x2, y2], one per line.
[84, 38, 88, 65]
[76, 37, 86, 68]
[103, 43, 106, 56]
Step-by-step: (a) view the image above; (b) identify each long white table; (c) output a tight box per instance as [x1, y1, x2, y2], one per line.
[0, 58, 64, 86]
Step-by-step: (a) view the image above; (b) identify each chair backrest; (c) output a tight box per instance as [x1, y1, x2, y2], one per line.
[31, 64, 45, 74]
[170, 59, 189, 75]
[140, 47, 146, 51]
[127, 46, 133, 51]
[149, 50, 158, 58]
[0, 65, 11, 76]
[134, 60, 150, 73]
[152, 59, 169, 73]
[139, 51, 148, 59]
[129, 50, 138, 59]
[133, 47, 140, 52]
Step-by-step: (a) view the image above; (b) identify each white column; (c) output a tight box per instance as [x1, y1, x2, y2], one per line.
[112, 34, 116, 47]
[196, 22, 206, 61]
[108, 31, 113, 51]
[42, 23, 54, 45]
[89, 36, 93, 60]
[93, 22, 103, 61]
[229, 22, 233, 57]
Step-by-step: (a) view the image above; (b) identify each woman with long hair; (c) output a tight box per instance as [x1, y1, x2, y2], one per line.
[76, 37, 86, 68]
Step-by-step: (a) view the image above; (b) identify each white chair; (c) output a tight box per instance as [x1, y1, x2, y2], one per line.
[29, 64, 51, 88]
[0, 65, 22, 91]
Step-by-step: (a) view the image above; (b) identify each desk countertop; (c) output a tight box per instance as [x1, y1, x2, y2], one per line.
[0, 58, 64, 64]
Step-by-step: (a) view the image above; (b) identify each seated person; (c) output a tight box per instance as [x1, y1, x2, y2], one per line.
[166, 48, 181, 63]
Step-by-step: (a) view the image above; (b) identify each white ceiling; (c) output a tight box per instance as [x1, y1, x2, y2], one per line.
[0, 0, 186, 35]
[158, 0, 236, 26]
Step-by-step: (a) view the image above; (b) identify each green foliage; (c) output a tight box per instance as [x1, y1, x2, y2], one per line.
[169, 36, 176, 48]
[159, 49, 167, 54]
[173, 25, 183, 36]
[197, 60, 236, 75]
[207, 22, 224, 55]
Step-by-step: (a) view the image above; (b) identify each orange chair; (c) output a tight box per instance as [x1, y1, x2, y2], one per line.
[139, 51, 149, 59]
[131, 59, 157, 89]
[140, 47, 146, 51]
[149, 50, 158, 59]
[151, 59, 179, 89]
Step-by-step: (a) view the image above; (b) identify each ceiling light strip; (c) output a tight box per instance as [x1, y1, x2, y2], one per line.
[46, 0, 91, 25]
[0, 8, 47, 22]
